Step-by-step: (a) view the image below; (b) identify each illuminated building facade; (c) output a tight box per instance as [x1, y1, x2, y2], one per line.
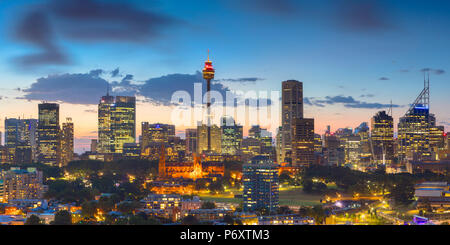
[281, 80, 304, 163]
[291, 118, 315, 167]
[398, 105, 431, 161]
[323, 132, 344, 166]
[371, 111, 394, 165]
[61, 117, 74, 166]
[4, 118, 37, 164]
[158, 148, 224, 180]
[123, 143, 140, 159]
[0, 167, 44, 203]
[314, 134, 323, 153]
[243, 156, 279, 212]
[249, 125, 262, 139]
[241, 137, 262, 162]
[90, 139, 98, 152]
[37, 103, 60, 166]
[98, 95, 136, 154]
[185, 128, 197, 156]
[141, 123, 175, 146]
[343, 135, 361, 168]
[197, 124, 221, 154]
[260, 131, 276, 161]
[220, 117, 243, 155]
[355, 122, 372, 163]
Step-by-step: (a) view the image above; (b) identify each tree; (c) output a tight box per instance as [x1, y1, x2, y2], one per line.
[181, 215, 200, 225]
[389, 182, 415, 206]
[277, 206, 292, 215]
[302, 179, 314, 193]
[117, 201, 140, 215]
[201, 201, 216, 209]
[98, 196, 115, 213]
[223, 215, 234, 225]
[279, 172, 291, 184]
[208, 180, 224, 193]
[52, 210, 72, 225]
[25, 215, 43, 225]
[81, 201, 98, 218]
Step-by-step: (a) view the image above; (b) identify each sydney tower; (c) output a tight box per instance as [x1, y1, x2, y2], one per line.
[202, 50, 215, 152]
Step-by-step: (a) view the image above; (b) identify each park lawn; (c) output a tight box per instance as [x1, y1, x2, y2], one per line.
[197, 187, 323, 207]
[279, 188, 323, 206]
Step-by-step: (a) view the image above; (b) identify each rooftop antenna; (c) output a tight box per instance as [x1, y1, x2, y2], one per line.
[388, 100, 393, 117]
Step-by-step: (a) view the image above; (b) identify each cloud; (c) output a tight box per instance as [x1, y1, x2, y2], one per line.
[21, 69, 109, 104]
[335, 0, 392, 31]
[139, 71, 231, 105]
[13, 11, 69, 68]
[226, 0, 299, 16]
[344, 102, 400, 109]
[420, 68, 445, 75]
[307, 95, 401, 109]
[111, 68, 121, 78]
[379, 77, 389, 80]
[21, 70, 269, 107]
[215, 77, 264, 83]
[11, 0, 181, 69]
[360, 94, 375, 98]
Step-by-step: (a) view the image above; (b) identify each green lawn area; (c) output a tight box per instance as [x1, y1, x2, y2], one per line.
[279, 187, 322, 206]
[197, 186, 323, 207]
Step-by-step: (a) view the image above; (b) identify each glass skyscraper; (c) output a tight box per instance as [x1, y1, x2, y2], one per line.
[243, 156, 279, 213]
[37, 103, 60, 166]
[98, 94, 136, 154]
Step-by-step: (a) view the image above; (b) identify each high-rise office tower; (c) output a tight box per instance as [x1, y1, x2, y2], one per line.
[141, 122, 175, 156]
[281, 80, 304, 163]
[61, 117, 74, 166]
[291, 118, 315, 167]
[37, 103, 60, 166]
[249, 125, 262, 139]
[197, 124, 221, 154]
[323, 130, 344, 166]
[243, 156, 279, 213]
[314, 134, 323, 153]
[276, 127, 283, 163]
[371, 111, 394, 165]
[398, 76, 437, 162]
[98, 93, 136, 154]
[90, 139, 98, 152]
[260, 129, 275, 161]
[141, 123, 175, 145]
[4, 118, 37, 164]
[355, 122, 371, 161]
[344, 135, 361, 168]
[185, 128, 198, 156]
[220, 116, 243, 155]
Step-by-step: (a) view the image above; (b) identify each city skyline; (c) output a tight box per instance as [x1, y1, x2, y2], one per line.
[0, 0, 449, 154]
